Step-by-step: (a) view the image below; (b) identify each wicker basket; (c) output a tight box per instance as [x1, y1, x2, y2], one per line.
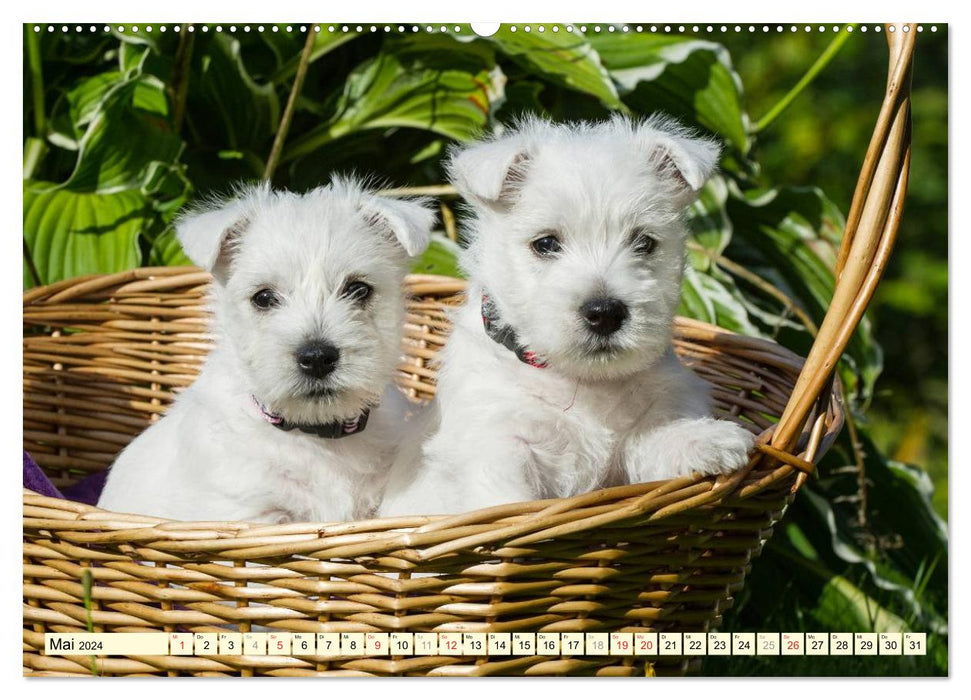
[22, 29, 914, 677]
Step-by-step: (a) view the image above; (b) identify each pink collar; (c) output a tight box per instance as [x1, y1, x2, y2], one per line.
[481, 293, 548, 369]
[251, 395, 370, 439]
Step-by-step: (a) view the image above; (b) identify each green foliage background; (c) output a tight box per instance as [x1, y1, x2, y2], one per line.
[22, 23, 947, 675]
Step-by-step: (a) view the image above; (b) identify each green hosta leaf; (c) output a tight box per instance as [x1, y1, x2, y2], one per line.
[118, 41, 151, 73]
[811, 430, 948, 627]
[792, 480, 947, 637]
[679, 264, 761, 336]
[588, 33, 750, 154]
[686, 175, 732, 271]
[111, 25, 165, 55]
[411, 232, 463, 278]
[188, 33, 280, 153]
[48, 72, 116, 149]
[23, 181, 152, 287]
[767, 537, 909, 633]
[677, 177, 767, 336]
[270, 29, 366, 82]
[60, 73, 182, 192]
[49, 66, 168, 151]
[481, 25, 622, 109]
[685, 179, 810, 334]
[726, 185, 882, 398]
[147, 226, 191, 267]
[393, 33, 498, 74]
[284, 51, 502, 163]
[495, 80, 547, 122]
[37, 30, 114, 66]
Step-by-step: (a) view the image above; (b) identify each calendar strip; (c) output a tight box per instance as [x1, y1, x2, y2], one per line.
[44, 632, 927, 657]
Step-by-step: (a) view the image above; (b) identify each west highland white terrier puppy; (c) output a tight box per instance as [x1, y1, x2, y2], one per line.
[380, 115, 755, 516]
[98, 179, 434, 523]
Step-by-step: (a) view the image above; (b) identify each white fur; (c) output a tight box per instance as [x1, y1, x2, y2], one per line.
[98, 178, 434, 523]
[380, 116, 754, 517]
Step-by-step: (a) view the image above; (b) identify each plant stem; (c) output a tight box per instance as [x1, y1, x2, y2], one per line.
[843, 399, 869, 529]
[377, 184, 459, 198]
[754, 24, 856, 133]
[264, 26, 318, 182]
[687, 241, 819, 335]
[170, 24, 195, 133]
[26, 26, 45, 137]
[23, 237, 42, 288]
[23, 137, 47, 180]
[440, 201, 457, 242]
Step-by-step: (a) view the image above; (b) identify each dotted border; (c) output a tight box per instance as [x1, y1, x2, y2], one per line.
[29, 24, 938, 35]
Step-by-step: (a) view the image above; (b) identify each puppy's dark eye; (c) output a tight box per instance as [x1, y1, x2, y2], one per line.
[530, 233, 562, 258]
[631, 230, 658, 256]
[251, 289, 280, 310]
[342, 280, 373, 303]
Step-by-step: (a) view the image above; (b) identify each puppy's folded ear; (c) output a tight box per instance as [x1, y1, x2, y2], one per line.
[176, 184, 269, 279]
[361, 196, 435, 257]
[447, 137, 531, 209]
[641, 119, 721, 208]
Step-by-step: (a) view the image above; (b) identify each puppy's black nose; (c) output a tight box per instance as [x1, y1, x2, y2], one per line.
[295, 341, 340, 379]
[580, 298, 629, 336]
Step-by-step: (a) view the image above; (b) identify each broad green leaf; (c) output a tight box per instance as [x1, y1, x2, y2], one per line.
[713, 492, 947, 674]
[812, 430, 948, 625]
[686, 175, 732, 271]
[147, 226, 191, 267]
[48, 67, 167, 151]
[284, 51, 502, 163]
[678, 262, 715, 322]
[23, 138, 47, 180]
[685, 179, 815, 334]
[480, 25, 623, 110]
[269, 29, 364, 82]
[23, 181, 152, 287]
[38, 29, 114, 66]
[588, 33, 750, 153]
[677, 177, 767, 336]
[47, 72, 117, 149]
[794, 480, 947, 636]
[411, 232, 462, 278]
[494, 79, 547, 122]
[60, 74, 183, 192]
[257, 25, 308, 69]
[767, 538, 909, 633]
[727, 185, 842, 311]
[678, 264, 761, 336]
[118, 41, 151, 73]
[394, 32, 497, 72]
[188, 33, 280, 153]
[111, 26, 165, 55]
[726, 185, 882, 399]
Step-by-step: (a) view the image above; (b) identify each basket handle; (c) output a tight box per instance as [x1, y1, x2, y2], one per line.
[771, 24, 916, 454]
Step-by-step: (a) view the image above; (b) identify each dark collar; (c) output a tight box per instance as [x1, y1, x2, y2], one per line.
[481, 293, 548, 369]
[251, 396, 370, 439]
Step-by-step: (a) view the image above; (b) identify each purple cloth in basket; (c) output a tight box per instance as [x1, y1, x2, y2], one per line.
[23, 451, 108, 505]
[63, 470, 108, 506]
[23, 451, 62, 499]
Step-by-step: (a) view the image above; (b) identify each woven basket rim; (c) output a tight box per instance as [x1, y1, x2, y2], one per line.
[24, 268, 843, 555]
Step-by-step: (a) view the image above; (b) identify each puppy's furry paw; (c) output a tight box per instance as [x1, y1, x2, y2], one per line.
[625, 417, 756, 483]
[683, 419, 756, 476]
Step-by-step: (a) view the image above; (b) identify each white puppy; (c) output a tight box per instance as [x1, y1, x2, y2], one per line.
[98, 179, 433, 523]
[380, 116, 755, 516]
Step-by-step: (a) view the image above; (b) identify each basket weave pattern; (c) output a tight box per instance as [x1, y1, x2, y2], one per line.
[24, 270, 838, 677]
